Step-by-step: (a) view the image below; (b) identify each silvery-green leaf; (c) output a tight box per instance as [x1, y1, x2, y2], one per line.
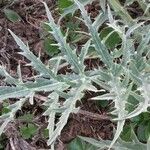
[0, 98, 26, 135]
[74, 0, 113, 68]
[126, 22, 144, 37]
[109, 120, 125, 149]
[137, 30, 150, 55]
[84, 84, 98, 92]
[93, 12, 108, 31]
[91, 93, 116, 100]
[92, 77, 111, 91]
[0, 79, 68, 102]
[79, 39, 91, 68]
[47, 85, 85, 145]
[49, 56, 62, 75]
[108, 0, 133, 23]
[8, 30, 56, 79]
[89, 69, 112, 81]
[0, 86, 30, 101]
[45, 92, 59, 149]
[17, 62, 23, 83]
[0, 119, 11, 135]
[100, 0, 106, 12]
[79, 133, 147, 150]
[107, 4, 114, 24]
[43, 2, 83, 74]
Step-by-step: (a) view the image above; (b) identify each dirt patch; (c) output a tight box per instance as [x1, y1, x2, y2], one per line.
[60, 100, 113, 143]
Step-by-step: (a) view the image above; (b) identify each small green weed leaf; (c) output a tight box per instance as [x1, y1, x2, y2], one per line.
[140, 112, 150, 122]
[96, 100, 109, 108]
[67, 137, 97, 150]
[0, 134, 6, 149]
[145, 122, 150, 140]
[20, 123, 37, 139]
[58, 0, 73, 10]
[2, 107, 10, 114]
[121, 125, 132, 142]
[66, 20, 80, 30]
[18, 114, 34, 122]
[43, 37, 60, 56]
[59, 0, 94, 23]
[0, 144, 3, 149]
[43, 129, 49, 139]
[0, 101, 10, 115]
[130, 114, 142, 124]
[0, 86, 31, 102]
[4, 9, 21, 23]
[126, 94, 140, 114]
[100, 27, 122, 49]
[42, 22, 52, 31]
